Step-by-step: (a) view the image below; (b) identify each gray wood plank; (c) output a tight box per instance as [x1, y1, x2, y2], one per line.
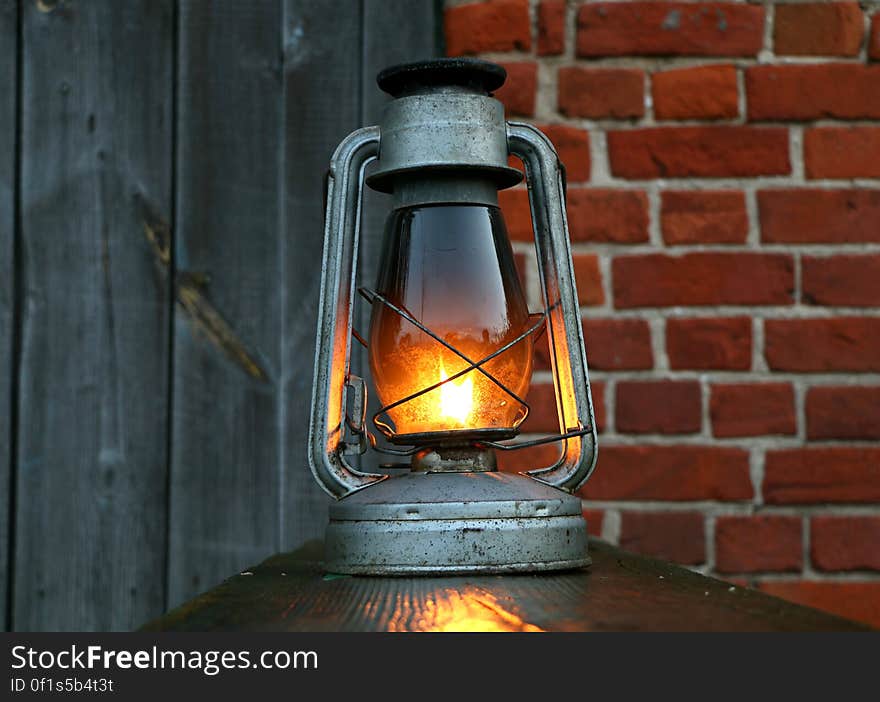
[168, 0, 285, 607]
[357, 0, 440, 471]
[278, 0, 362, 550]
[14, 0, 173, 630]
[362, 0, 441, 119]
[0, 0, 17, 633]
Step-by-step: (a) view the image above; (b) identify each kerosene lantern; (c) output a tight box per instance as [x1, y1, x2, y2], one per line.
[309, 58, 599, 574]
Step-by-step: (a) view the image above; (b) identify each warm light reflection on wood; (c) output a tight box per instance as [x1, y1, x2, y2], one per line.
[388, 586, 544, 632]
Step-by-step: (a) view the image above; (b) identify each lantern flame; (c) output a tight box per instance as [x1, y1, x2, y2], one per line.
[438, 365, 473, 425]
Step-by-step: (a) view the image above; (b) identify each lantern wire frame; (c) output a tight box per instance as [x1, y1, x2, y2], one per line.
[346, 286, 593, 458]
[311, 121, 597, 501]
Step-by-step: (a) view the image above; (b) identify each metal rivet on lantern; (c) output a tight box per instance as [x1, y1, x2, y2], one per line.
[308, 58, 599, 575]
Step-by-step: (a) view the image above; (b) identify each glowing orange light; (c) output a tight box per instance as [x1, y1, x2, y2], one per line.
[386, 587, 544, 632]
[368, 204, 534, 440]
[438, 365, 473, 425]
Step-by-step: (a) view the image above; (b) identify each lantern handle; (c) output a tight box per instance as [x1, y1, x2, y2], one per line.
[309, 126, 388, 499]
[507, 121, 599, 493]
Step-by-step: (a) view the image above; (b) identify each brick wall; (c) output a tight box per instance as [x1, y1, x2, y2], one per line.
[445, 0, 880, 628]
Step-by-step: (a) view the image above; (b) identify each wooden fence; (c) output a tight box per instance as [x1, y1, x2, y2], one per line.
[0, 0, 439, 631]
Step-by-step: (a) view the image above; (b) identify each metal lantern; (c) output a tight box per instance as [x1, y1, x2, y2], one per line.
[309, 59, 599, 574]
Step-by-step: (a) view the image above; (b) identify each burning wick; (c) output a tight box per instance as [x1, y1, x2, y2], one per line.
[439, 364, 474, 425]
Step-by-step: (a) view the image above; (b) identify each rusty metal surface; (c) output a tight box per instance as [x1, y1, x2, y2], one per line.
[142, 540, 871, 632]
[323, 471, 589, 574]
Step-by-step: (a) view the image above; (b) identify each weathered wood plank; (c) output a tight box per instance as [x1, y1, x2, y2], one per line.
[357, 0, 440, 471]
[169, 0, 285, 608]
[361, 0, 440, 128]
[144, 539, 871, 632]
[0, 0, 17, 633]
[15, 0, 173, 630]
[278, 0, 362, 549]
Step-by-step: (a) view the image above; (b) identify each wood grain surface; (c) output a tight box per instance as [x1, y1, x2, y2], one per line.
[14, 0, 174, 631]
[144, 540, 871, 632]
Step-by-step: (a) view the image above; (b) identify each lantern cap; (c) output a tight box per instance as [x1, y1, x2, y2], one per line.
[368, 58, 520, 194]
[377, 58, 507, 98]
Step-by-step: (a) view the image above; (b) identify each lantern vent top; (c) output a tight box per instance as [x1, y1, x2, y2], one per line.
[377, 58, 507, 98]
[367, 58, 520, 194]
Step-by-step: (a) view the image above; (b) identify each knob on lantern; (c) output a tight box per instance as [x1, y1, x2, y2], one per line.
[309, 58, 599, 574]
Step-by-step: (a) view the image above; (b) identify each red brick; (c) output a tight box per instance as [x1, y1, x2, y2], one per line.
[608, 127, 790, 179]
[715, 516, 802, 573]
[496, 442, 562, 474]
[652, 65, 739, 121]
[765, 318, 880, 372]
[661, 190, 747, 245]
[582, 318, 653, 371]
[616, 381, 702, 435]
[613, 253, 794, 308]
[806, 387, 880, 441]
[583, 508, 605, 538]
[537, 0, 565, 56]
[759, 190, 880, 244]
[722, 577, 751, 589]
[805, 127, 880, 179]
[764, 448, 880, 504]
[802, 255, 880, 307]
[567, 189, 649, 244]
[558, 67, 645, 119]
[508, 153, 525, 177]
[497, 437, 600, 475]
[444, 0, 531, 56]
[522, 381, 606, 435]
[871, 14, 880, 60]
[746, 65, 880, 120]
[507, 128, 587, 181]
[619, 511, 706, 565]
[522, 383, 561, 434]
[757, 581, 880, 628]
[572, 254, 604, 306]
[499, 188, 531, 241]
[591, 381, 606, 434]
[711, 383, 796, 438]
[774, 2, 864, 57]
[538, 124, 590, 182]
[811, 516, 880, 572]
[535, 318, 654, 372]
[667, 317, 752, 371]
[503, 185, 647, 243]
[495, 62, 537, 117]
[576, 2, 764, 57]
[579, 445, 753, 502]
[514, 251, 527, 290]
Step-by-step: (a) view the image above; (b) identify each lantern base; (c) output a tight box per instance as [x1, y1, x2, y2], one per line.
[323, 471, 590, 575]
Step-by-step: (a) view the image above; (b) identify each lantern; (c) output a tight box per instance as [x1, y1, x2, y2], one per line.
[309, 59, 599, 574]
